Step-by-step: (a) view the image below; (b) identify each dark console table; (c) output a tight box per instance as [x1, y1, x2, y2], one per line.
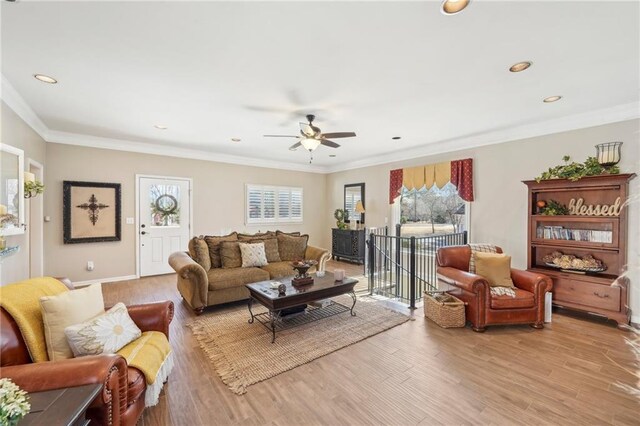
[332, 228, 365, 264]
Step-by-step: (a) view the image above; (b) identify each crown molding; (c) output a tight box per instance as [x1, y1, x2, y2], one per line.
[3, 73, 638, 175]
[1, 75, 50, 140]
[46, 130, 329, 173]
[326, 101, 640, 173]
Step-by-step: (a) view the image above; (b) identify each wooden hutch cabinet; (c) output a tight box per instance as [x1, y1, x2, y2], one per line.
[332, 228, 366, 264]
[523, 174, 636, 328]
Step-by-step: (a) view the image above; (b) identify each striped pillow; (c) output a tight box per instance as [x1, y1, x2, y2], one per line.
[468, 243, 498, 273]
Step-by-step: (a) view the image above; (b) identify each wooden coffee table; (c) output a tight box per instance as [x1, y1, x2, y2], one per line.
[246, 272, 358, 343]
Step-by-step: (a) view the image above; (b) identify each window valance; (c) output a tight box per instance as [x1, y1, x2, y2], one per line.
[389, 158, 474, 203]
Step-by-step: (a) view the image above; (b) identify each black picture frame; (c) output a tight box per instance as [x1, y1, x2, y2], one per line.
[63, 180, 121, 244]
[344, 182, 365, 224]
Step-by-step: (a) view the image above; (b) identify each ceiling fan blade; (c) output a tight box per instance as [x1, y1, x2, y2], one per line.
[299, 122, 315, 137]
[321, 139, 340, 148]
[264, 135, 300, 138]
[321, 132, 356, 139]
[289, 141, 302, 151]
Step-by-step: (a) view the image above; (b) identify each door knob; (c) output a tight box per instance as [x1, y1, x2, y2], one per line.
[141, 231, 147, 235]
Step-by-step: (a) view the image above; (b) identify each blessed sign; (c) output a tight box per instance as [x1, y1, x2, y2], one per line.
[568, 197, 621, 217]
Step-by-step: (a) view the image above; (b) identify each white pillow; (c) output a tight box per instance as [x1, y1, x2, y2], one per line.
[40, 283, 105, 361]
[239, 242, 268, 267]
[65, 303, 142, 357]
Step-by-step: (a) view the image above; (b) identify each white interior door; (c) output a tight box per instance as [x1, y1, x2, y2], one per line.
[138, 176, 191, 277]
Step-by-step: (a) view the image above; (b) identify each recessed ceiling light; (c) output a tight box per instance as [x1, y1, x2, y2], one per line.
[441, 0, 471, 15]
[33, 74, 57, 84]
[509, 61, 532, 73]
[329, 154, 337, 157]
[231, 138, 241, 143]
[543, 95, 562, 103]
[154, 124, 168, 130]
[392, 136, 402, 140]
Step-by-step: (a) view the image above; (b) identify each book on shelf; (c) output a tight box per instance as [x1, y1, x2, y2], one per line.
[536, 225, 612, 243]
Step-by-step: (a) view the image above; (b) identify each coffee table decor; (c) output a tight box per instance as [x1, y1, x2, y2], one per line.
[291, 259, 317, 286]
[247, 271, 357, 343]
[187, 291, 410, 395]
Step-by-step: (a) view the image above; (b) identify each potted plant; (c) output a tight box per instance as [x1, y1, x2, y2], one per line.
[0, 378, 31, 425]
[334, 208, 350, 230]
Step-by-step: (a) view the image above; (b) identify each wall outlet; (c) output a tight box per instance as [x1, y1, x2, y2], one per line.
[126, 217, 134, 225]
[87, 261, 94, 271]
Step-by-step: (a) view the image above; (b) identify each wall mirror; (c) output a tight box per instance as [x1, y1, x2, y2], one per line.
[344, 183, 365, 224]
[0, 144, 25, 236]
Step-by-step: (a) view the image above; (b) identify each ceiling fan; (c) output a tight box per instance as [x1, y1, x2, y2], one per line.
[264, 115, 356, 161]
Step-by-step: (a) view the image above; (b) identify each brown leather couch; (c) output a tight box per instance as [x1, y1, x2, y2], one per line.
[0, 279, 174, 426]
[436, 245, 552, 332]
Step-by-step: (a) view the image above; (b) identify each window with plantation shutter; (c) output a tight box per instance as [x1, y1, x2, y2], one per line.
[246, 184, 303, 224]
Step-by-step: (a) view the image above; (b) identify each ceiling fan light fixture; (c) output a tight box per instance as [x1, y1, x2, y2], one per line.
[300, 138, 321, 151]
[441, 0, 471, 15]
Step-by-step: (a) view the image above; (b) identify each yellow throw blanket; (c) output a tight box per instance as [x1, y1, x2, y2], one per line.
[117, 331, 173, 407]
[0, 277, 68, 363]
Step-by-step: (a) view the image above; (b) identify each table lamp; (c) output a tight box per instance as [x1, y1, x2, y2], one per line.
[355, 200, 365, 229]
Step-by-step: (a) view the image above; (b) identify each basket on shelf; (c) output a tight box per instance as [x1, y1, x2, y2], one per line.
[423, 291, 466, 328]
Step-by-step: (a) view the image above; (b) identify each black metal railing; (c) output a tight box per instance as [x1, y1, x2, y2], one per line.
[368, 229, 467, 308]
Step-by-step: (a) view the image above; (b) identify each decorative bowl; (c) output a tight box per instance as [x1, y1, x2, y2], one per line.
[291, 260, 318, 278]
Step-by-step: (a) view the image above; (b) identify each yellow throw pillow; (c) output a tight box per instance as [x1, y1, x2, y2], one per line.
[40, 283, 105, 361]
[473, 252, 514, 288]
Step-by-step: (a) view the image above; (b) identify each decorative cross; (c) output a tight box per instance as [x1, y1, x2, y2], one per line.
[76, 194, 109, 226]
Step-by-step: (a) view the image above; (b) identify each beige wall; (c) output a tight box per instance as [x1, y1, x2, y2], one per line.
[43, 143, 327, 282]
[326, 119, 640, 322]
[0, 101, 47, 284]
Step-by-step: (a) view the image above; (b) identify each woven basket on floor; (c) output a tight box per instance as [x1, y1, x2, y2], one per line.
[423, 291, 465, 328]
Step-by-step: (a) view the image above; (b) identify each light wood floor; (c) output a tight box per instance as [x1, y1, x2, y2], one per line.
[102, 261, 639, 425]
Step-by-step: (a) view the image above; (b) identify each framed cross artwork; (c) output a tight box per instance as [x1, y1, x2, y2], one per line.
[63, 181, 121, 244]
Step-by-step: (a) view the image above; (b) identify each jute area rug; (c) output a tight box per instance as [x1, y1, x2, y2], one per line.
[187, 295, 410, 395]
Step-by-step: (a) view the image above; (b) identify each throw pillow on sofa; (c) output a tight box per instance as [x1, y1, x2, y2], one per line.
[204, 232, 238, 268]
[220, 241, 243, 268]
[277, 233, 309, 261]
[474, 252, 515, 287]
[188, 236, 211, 270]
[276, 230, 301, 237]
[40, 283, 105, 361]
[240, 237, 280, 263]
[239, 242, 269, 267]
[65, 302, 142, 356]
[238, 231, 275, 240]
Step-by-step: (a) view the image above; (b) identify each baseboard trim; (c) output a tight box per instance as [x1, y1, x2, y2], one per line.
[73, 274, 139, 287]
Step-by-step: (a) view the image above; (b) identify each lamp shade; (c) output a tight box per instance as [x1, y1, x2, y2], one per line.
[300, 138, 321, 151]
[355, 200, 365, 213]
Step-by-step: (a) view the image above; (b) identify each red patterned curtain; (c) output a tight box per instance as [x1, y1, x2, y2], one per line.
[450, 158, 474, 201]
[389, 169, 404, 204]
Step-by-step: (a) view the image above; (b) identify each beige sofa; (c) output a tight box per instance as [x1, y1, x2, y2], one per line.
[168, 231, 330, 314]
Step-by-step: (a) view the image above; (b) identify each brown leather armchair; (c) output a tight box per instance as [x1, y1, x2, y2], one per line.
[436, 245, 552, 332]
[0, 280, 174, 426]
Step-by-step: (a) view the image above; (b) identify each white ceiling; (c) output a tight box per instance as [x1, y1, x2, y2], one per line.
[2, 1, 639, 172]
